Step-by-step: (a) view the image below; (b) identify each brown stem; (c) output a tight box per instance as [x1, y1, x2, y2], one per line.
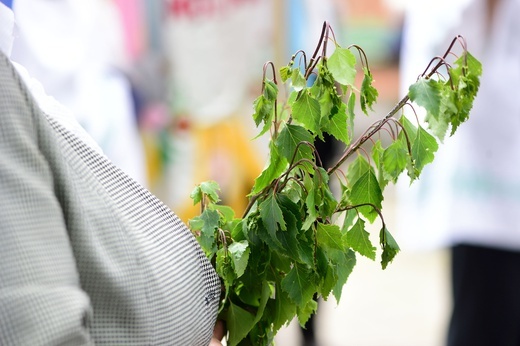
[280, 158, 321, 190]
[347, 44, 371, 72]
[424, 35, 466, 80]
[305, 21, 330, 78]
[337, 203, 386, 230]
[262, 61, 278, 85]
[328, 95, 410, 175]
[387, 118, 413, 159]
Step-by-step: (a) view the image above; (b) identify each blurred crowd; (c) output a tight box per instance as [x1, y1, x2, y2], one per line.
[7, 0, 403, 225]
[7, 0, 520, 345]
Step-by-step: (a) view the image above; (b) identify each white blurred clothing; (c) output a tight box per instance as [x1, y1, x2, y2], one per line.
[163, 0, 272, 125]
[10, 0, 147, 186]
[0, 3, 13, 56]
[0, 3, 103, 155]
[397, 0, 520, 251]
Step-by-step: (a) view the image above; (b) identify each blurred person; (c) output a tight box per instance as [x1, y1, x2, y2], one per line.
[160, 0, 273, 222]
[398, 0, 520, 344]
[9, 0, 148, 186]
[0, 2, 224, 345]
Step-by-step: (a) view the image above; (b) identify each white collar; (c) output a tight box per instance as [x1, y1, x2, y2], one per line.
[0, 3, 14, 56]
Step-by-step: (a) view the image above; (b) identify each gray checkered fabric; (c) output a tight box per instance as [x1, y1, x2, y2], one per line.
[0, 51, 221, 345]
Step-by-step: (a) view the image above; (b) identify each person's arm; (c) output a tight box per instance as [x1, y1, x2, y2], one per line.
[0, 53, 93, 345]
[209, 320, 225, 346]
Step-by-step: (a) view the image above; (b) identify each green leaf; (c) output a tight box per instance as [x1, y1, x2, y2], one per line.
[278, 194, 302, 230]
[211, 204, 235, 223]
[200, 209, 220, 236]
[380, 226, 400, 269]
[340, 209, 357, 234]
[464, 51, 483, 78]
[314, 168, 337, 216]
[371, 140, 389, 190]
[398, 115, 419, 180]
[297, 298, 318, 327]
[349, 169, 383, 223]
[252, 280, 271, 324]
[280, 65, 292, 82]
[302, 175, 317, 230]
[345, 218, 376, 260]
[250, 141, 287, 196]
[281, 263, 315, 307]
[190, 181, 220, 205]
[195, 209, 220, 255]
[275, 123, 314, 163]
[188, 213, 204, 230]
[427, 86, 455, 141]
[327, 47, 357, 87]
[270, 250, 292, 276]
[313, 65, 344, 140]
[316, 223, 345, 251]
[252, 83, 278, 138]
[408, 77, 442, 119]
[216, 247, 235, 286]
[291, 91, 320, 133]
[382, 137, 408, 182]
[297, 228, 316, 269]
[252, 94, 272, 127]
[332, 249, 356, 302]
[230, 219, 245, 241]
[263, 80, 278, 101]
[229, 240, 251, 278]
[277, 202, 305, 264]
[238, 280, 271, 346]
[235, 244, 270, 306]
[317, 246, 332, 293]
[269, 282, 296, 333]
[347, 91, 356, 127]
[447, 52, 482, 135]
[399, 114, 417, 139]
[199, 181, 220, 203]
[345, 154, 370, 189]
[190, 185, 203, 205]
[320, 256, 337, 300]
[360, 68, 378, 114]
[291, 68, 307, 91]
[259, 195, 286, 247]
[226, 301, 256, 346]
[412, 125, 439, 173]
[324, 102, 350, 145]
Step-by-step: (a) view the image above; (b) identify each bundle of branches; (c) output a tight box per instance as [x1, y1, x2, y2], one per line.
[189, 22, 482, 346]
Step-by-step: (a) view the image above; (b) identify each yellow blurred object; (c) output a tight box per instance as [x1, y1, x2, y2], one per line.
[141, 131, 163, 188]
[176, 117, 264, 223]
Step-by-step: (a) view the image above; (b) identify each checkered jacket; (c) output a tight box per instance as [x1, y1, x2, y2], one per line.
[0, 51, 220, 345]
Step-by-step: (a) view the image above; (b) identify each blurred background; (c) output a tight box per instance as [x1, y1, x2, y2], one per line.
[8, 0, 452, 345]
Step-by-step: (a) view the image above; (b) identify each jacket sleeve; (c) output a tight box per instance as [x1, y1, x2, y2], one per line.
[0, 53, 93, 345]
